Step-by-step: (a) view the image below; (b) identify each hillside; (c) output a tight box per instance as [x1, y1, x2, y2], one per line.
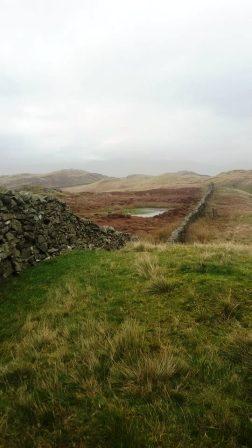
[1, 169, 251, 193]
[64, 171, 210, 193]
[0, 169, 107, 189]
[0, 243, 251, 447]
[186, 187, 252, 244]
[63, 170, 252, 193]
[210, 170, 252, 193]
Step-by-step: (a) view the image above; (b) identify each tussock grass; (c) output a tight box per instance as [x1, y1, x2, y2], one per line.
[110, 349, 177, 397]
[219, 289, 240, 321]
[134, 251, 181, 296]
[109, 319, 146, 361]
[191, 241, 252, 254]
[147, 277, 181, 295]
[124, 240, 167, 252]
[135, 253, 161, 279]
[186, 219, 217, 243]
[223, 331, 252, 369]
[0, 244, 251, 447]
[89, 403, 147, 448]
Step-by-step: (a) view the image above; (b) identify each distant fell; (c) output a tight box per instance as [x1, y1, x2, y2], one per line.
[1, 169, 251, 193]
[64, 171, 210, 193]
[63, 170, 252, 193]
[0, 169, 107, 189]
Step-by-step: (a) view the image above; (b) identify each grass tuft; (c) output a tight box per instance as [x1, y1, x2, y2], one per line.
[109, 319, 146, 361]
[147, 277, 181, 295]
[219, 290, 240, 321]
[124, 240, 167, 252]
[110, 349, 177, 397]
[135, 253, 161, 279]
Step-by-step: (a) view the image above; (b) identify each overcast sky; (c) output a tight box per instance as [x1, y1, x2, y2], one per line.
[0, 0, 251, 176]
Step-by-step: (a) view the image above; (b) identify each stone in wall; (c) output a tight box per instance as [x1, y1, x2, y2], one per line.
[0, 190, 130, 281]
[168, 183, 214, 243]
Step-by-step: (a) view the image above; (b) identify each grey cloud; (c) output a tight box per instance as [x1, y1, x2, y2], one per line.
[0, 0, 251, 175]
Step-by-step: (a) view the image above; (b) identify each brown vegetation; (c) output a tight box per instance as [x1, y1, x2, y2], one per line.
[186, 188, 252, 244]
[64, 187, 202, 241]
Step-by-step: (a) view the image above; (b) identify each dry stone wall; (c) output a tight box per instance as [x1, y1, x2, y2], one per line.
[168, 183, 214, 243]
[0, 190, 130, 281]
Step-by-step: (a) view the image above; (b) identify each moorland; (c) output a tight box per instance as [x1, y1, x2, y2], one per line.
[0, 168, 251, 448]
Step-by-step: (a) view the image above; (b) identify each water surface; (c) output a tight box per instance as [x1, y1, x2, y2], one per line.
[128, 208, 167, 218]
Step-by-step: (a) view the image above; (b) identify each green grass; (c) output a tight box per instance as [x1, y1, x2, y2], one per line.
[0, 243, 251, 447]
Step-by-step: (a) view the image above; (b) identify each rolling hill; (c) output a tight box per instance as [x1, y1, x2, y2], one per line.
[210, 170, 252, 193]
[1, 169, 251, 194]
[63, 171, 210, 192]
[63, 170, 252, 193]
[0, 169, 107, 189]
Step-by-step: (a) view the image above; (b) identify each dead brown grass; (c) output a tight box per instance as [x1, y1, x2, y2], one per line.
[186, 188, 252, 244]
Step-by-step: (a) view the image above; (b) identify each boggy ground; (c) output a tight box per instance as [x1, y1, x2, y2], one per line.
[64, 187, 202, 241]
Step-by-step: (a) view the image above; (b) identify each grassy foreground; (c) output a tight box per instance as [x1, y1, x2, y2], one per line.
[0, 243, 251, 448]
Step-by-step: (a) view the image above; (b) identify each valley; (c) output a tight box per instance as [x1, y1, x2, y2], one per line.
[0, 168, 251, 448]
[2, 168, 250, 244]
[64, 186, 202, 241]
[64, 184, 252, 245]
